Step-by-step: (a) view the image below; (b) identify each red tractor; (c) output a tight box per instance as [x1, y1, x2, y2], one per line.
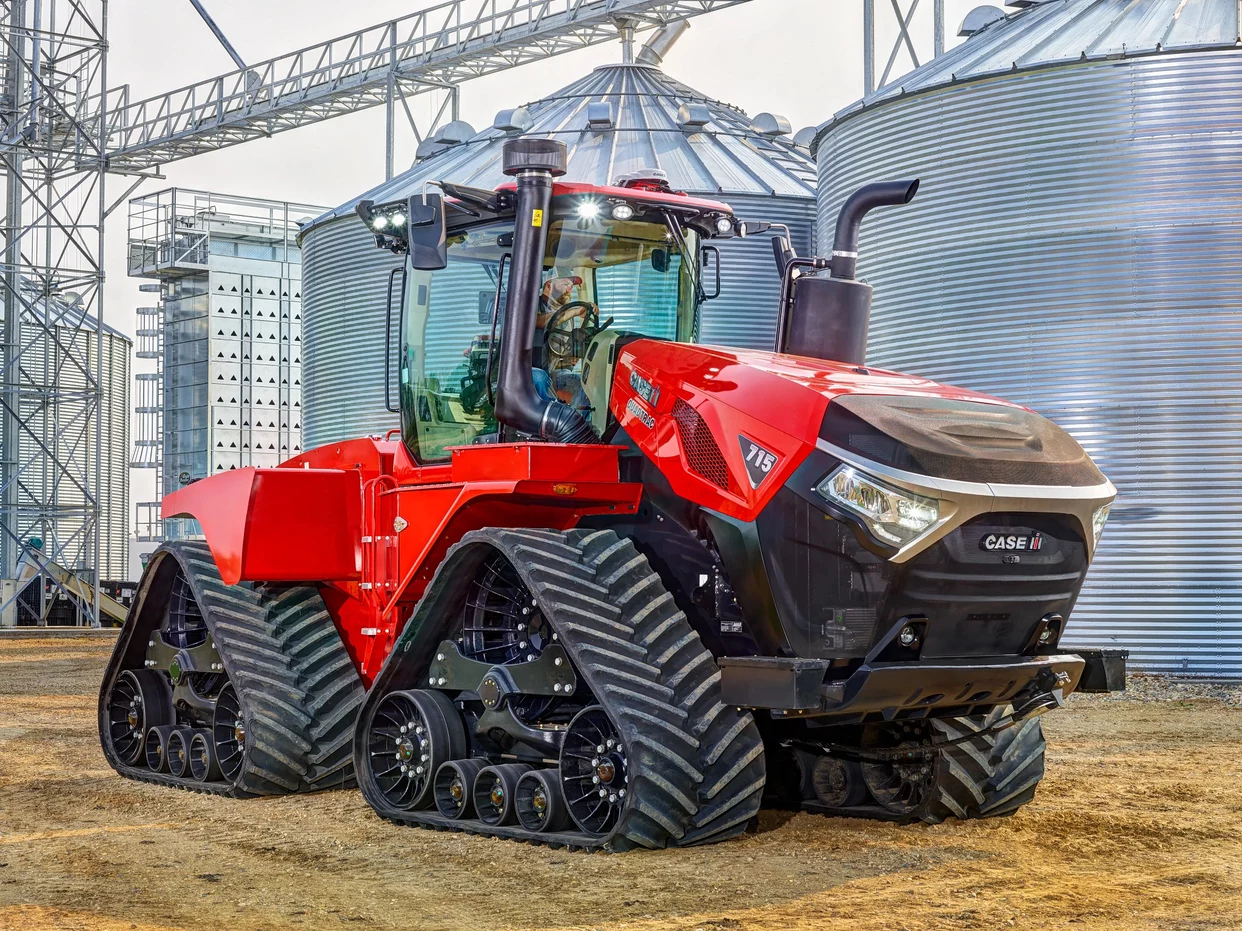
[100, 138, 1120, 851]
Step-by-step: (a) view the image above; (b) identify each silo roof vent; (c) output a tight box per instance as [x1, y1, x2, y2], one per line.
[433, 120, 475, 146]
[750, 112, 792, 137]
[959, 5, 1007, 37]
[587, 101, 616, 131]
[413, 119, 476, 162]
[493, 106, 532, 134]
[792, 126, 817, 150]
[677, 102, 711, 131]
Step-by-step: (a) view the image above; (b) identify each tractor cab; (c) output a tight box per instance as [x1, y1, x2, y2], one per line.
[357, 175, 738, 462]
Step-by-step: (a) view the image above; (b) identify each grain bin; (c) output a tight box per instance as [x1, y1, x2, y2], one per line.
[813, 0, 1242, 676]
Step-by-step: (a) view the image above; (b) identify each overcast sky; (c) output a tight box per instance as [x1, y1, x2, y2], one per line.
[110, 0, 978, 526]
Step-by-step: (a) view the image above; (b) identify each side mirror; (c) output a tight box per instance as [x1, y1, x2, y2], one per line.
[406, 193, 448, 270]
[700, 245, 722, 301]
[737, 220, 772, 238]
[651, 248, 670, 274]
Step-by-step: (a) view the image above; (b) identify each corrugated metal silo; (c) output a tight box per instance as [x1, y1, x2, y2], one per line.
[17, 284, 130, 580]
[300, 41, 815, 449]
[813, 0, 1242, 676]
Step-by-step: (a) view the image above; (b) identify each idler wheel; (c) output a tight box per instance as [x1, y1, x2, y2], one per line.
[472, 763, 532, 826]
[559, 705, 629, 836]
[364, 689, 466, 811]
[106, 669, 173, 766]
[515, 768, 570, 833]
[811, 755, 869, 808]
[434, 759, 487, 820]
[860, 722, 937, 816]
[212, 682, 245, 782]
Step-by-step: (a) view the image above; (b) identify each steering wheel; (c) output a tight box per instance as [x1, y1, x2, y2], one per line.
[543, 301, 612, 369]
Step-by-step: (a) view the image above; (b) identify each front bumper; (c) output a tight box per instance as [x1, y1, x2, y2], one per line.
[719, 651, 1097, 722]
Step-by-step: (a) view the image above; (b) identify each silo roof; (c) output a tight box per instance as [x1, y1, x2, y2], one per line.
[820, 0, 1241, 138]
[21, 279, 131, 343]
[304, 62, 814, 236]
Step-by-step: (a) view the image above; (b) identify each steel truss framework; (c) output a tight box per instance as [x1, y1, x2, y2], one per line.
[864, 0, 945, 95]
[101, 0, 753, 173]
[0, 0, 109, 622]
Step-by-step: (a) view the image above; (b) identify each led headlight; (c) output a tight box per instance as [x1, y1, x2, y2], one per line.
[371, 215, 389, 231]
[577, 200, 601, 219]
[1091, 503, 1111, 548]
[611, 202, 635, 221]
[816, 465, 939, 547]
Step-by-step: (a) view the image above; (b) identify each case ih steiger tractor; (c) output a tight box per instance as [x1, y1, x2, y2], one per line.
[101, 138, 1119, 851]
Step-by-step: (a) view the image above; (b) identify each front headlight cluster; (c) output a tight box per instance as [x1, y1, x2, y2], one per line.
[816, 465, 940, 547]
[1091, 503, 1111, 548]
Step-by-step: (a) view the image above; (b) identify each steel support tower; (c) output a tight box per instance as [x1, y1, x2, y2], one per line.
[0, 0, 110, 623]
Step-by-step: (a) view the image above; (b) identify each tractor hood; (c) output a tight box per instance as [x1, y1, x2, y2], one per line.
[611, 341, 1112, 530]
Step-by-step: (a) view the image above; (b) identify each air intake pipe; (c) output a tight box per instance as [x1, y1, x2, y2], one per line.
[829, 179, 919, 279]
[780, 179, 919, 365]
[494, 138, 599, 445]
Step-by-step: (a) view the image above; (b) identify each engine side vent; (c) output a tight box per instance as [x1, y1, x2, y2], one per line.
[672, 398, 731, 491]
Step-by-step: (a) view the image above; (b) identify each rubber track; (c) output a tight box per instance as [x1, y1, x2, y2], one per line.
[363, 528, 712, 852]
[260, 585, 366, 790]
[569, 529, 765, 846]
[923, 707, 1047, 823]
[98, 541, 363, 797]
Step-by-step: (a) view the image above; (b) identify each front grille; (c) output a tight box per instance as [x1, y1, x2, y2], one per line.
[672, 398, 732, 492]
[754, 484, 1090, 661]
[890, 513, 1089, 658]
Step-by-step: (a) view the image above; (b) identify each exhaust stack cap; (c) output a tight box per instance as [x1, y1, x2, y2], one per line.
[503, 138, 568, 177]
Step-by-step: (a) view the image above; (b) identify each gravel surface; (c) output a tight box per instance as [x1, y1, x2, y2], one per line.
[2, 638, 1241, 931]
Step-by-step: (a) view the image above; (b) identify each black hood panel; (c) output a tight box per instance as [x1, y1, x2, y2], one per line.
[821, 394, 1105, 487]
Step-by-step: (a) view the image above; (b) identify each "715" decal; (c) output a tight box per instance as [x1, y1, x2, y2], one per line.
[738, 435, 779, 489]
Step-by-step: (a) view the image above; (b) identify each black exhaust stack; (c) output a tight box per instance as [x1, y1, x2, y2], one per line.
[494, 138, 599, 444]
[781, 179, 919, 365]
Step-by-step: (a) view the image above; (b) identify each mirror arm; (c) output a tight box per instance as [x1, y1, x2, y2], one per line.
[384, 265, 406, 414]
[485, 254, 511, 408]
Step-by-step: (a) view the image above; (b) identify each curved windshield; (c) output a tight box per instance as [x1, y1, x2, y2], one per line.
[399, 213, 698, 462]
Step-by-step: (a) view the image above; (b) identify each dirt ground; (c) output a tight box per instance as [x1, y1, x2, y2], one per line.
[1, 637, 1240, 931]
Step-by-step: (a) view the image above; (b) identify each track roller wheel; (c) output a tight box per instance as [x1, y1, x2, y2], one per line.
[189, 729, 222, 782]
[473, 763, 531, 826]
[515, 769, 570, 833]
[363, 690, 466, 811]
[434, 759, 487, 820]
[145, 725, 178, 774]
[560, 706, 629, 837]
[167, 728, 195, 778]
[105, 670, 173, 766]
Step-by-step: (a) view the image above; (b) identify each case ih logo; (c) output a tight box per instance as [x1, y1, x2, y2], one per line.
[981, 532, 1043, 552]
